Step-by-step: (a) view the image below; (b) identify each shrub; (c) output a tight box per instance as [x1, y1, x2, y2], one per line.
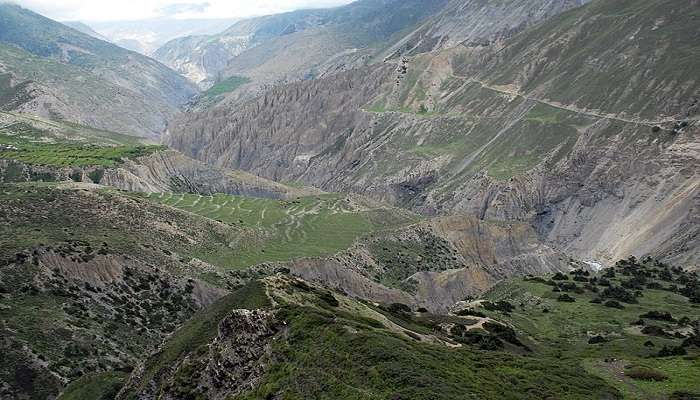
[640, 311, 674, 322]
[657, 345, 687, 357]
[388, 303, 412, 314]
[625, 366, 668, 381]
[588, 335, 607, 344]
[604, 300, 624, 309]
[319, 291, 339, 307]
[669, 391, 700, 400]
[601, 286, 637, 304]
[557, 294, 576, 302]
[552, 272, 569, 281]
[456, 309, 486, 318]
[641, 325, 668, 337]
[482, 301, 515, 314]
[651, 126, 661, 133]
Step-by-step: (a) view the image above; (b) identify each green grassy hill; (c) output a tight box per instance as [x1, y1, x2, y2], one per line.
[119, 258, 700, 400]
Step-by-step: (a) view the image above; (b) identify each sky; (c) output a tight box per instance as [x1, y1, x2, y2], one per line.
[10, 0, 355, 21]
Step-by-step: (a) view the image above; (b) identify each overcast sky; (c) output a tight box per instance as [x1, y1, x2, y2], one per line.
[10, 0, 355, 21]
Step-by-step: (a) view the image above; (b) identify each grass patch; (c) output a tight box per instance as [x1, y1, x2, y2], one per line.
[142, 192, 415, 269]
[58, 372, 127, 400]
[202, 75, 250, 98]
[0, 130, 164, 167]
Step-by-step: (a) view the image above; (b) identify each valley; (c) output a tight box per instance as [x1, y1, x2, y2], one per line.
[0, 0, 698, 399]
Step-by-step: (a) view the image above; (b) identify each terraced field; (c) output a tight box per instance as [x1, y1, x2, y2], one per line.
[144, 192, 417, 269]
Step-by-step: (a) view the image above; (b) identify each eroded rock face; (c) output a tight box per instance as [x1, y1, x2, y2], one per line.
[165, 0, 700, 267]
[0, 150, 321, 200]
[285, 215, 571, 312]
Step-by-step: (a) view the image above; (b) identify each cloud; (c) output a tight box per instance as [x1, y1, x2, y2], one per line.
[8, 0, 355, 21]
[157, 2, 210, 16]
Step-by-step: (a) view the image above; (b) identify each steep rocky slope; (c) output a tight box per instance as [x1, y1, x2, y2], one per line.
[166, 0, 700, 266]
[380, 0, 590, 58]
[0, 4, 197, 137]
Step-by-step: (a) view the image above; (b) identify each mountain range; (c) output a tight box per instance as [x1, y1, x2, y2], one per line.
[0, 0, 698, 399]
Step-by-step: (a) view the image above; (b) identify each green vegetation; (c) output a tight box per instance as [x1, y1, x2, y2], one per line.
[368, 233, 462, 292]
[58, 372, 127, 400]
[481, 258, 700, 399]
[0, 116, 162, 168]
[0, 132, 164, 167]
[143, 192, 416, 269]
[202, 75, 251, 98]
[230, 281, 620, 400]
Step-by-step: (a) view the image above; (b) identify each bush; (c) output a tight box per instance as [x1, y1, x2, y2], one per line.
[588, 335, 606, 344]
[657, 345, 687, 357]
[388, 303, 412, 315]
[641, 325, 668, 337]
[319, 291, 339, 307]
[640, 311, 674, 322]
[552, 272, 569, 281]
[604, 300, 624, 309]
[557, 294, 576, 302]
[625, 366, 668, 381]
[669, 391, 700, 400]
[601, 286, 637, 304]
[456, 309, 486, 318]
[482, 301, 514, 314]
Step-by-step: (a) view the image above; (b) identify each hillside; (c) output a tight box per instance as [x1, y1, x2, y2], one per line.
[0, 4, 197, 137]
[165, 0, 700, 267]
[118, 259, 700, 399]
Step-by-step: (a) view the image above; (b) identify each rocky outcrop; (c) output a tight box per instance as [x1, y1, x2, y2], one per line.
[101, 150, 322, 199]
[381, 0, 590, 58]
[125, 309, 279, 400]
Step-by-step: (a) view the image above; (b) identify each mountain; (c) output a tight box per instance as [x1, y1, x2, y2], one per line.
[153, 0, 450, 88]
[165, 0, 699, 267]
[0, 4, 198, 137]
[75, 17, 241, 55]
[62, 21, 110, 42]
